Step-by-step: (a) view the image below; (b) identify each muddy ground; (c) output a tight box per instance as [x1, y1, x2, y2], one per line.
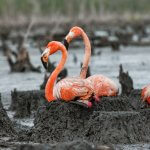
[0, 89, 150, 150]
[0, 22, 150, 149]
[0, 48, 150, 150]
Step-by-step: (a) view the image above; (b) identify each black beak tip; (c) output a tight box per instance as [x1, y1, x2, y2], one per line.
[41, 57, 48, 70]
[63, 39, 69, 50]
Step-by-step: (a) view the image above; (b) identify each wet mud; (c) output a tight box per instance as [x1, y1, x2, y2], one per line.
[0, 140, 114, 150]
[0, 88, 150, 149]
[0, 93, 16, 138]
[10, 89, 46, 118]
[30, 91, 150, 145]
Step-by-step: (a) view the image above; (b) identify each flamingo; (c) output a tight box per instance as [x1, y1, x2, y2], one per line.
[64, 26, 118, 102]
[141, 85, 150, 104]
[41, 41, 93, 107]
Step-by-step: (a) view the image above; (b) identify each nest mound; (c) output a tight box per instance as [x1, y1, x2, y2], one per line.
[30, 90, 150, 144]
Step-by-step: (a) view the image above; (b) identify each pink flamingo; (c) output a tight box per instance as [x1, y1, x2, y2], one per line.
[64, 26, 118, 101]
[141, 85, 150, 104]
[41, 41, 93, 107]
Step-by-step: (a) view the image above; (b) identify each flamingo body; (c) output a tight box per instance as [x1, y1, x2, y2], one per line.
[141, 84, 150, 104]
[87, 75, 118, 100]
[64, 26, 118, 102]
[53, 77, 93, 101]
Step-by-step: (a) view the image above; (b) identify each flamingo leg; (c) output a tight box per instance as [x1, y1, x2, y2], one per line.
[70, 100, 92, 108]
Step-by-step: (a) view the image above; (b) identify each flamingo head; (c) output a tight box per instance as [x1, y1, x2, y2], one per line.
[41, 41, 62, 69]
[64, 26, 82, 49]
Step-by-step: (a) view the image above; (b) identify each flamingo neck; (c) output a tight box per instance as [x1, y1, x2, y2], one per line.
[80, 30, 91, 79]
[45, 47, 67, 102]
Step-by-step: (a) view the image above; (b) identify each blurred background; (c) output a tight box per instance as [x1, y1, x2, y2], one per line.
[0, 0, 150, 23]
[0, 0, 150, 92]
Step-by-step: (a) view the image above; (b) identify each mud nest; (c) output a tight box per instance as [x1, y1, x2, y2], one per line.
[30, 90, 150, 144]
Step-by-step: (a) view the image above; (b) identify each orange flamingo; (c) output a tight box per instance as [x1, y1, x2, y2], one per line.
[141, 85, 150, 104]
[64, 26, 118, 101]
[41, 41, 93, 107]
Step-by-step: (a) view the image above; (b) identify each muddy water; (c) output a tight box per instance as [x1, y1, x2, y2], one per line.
[0, 45, 150, 93]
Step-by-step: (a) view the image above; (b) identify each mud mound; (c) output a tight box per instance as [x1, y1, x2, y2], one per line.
[10, 89, 144, 118]
[10, 89, 46, 118]
[94, 96, 135, 111]
[94, 89, 145, 111]
[85, 111, 150, 144]
[139, 109, 150, 130]
[0, 94, 16, 137]
[31, 101, 93, 143]
[31, 94, 150, 144]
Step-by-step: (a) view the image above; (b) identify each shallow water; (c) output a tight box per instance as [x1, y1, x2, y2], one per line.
[0, 45, 150, 93]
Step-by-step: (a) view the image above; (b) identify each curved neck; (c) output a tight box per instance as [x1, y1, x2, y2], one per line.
[45, 46, 68, 101]
[80, 30, 91, 79]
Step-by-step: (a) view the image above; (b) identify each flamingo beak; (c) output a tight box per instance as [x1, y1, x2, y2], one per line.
[64, 31, 74, 50]
[41, 48, 49, 70]
[41, 57, 48, 70]
[63, 39, 69, 50]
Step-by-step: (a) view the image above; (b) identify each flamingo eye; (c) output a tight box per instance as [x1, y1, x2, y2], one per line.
[43, 55, 48, 62]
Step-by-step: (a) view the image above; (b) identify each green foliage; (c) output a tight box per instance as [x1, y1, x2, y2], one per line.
[0, 0, 149, 17]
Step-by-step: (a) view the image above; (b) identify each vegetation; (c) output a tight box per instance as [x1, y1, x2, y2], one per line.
[0, 0, 150, 21]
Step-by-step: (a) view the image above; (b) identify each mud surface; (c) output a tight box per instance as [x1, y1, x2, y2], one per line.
[10, 89, 46, 118]
[0, 89, 150, 150]
[0, 93, 16, 138]
[29, 89, 149, 145]
[0, 140, 114, 150]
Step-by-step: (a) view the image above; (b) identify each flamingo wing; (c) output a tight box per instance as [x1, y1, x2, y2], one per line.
[86, 74, 118, 97]
[54, 78, 93, 101]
